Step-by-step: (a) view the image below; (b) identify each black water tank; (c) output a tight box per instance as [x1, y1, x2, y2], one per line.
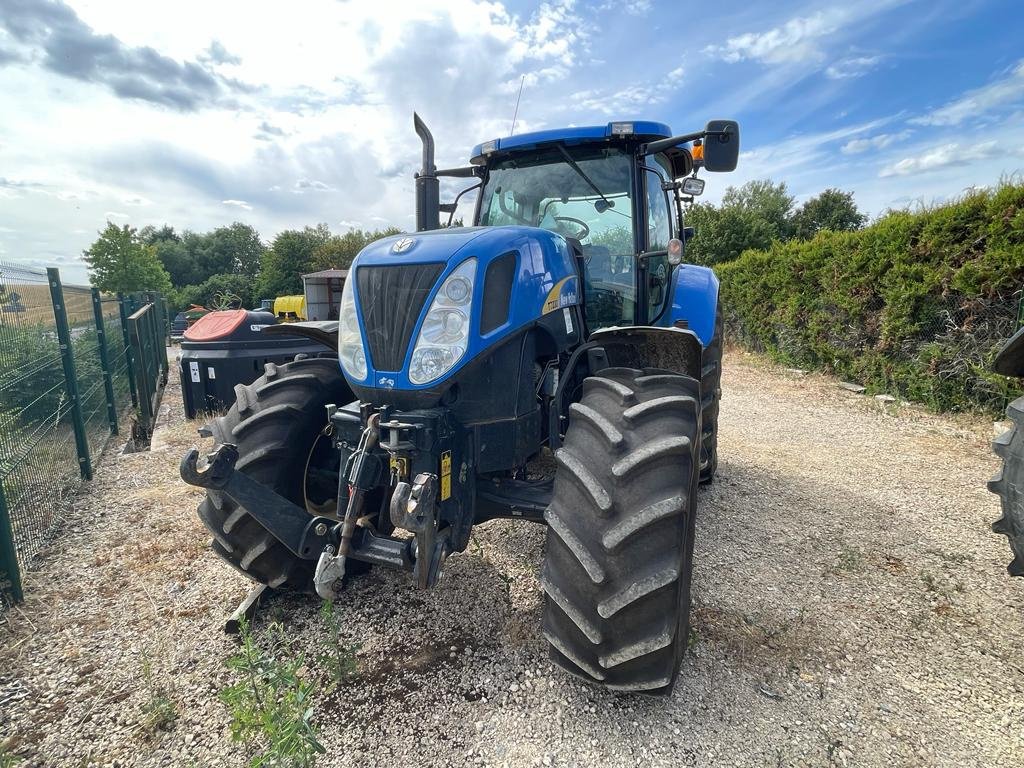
[178, 310, 330, 418]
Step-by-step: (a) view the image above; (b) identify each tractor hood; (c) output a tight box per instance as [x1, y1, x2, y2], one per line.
[354, 227, 492, 266]
[340, 225, 580, 398]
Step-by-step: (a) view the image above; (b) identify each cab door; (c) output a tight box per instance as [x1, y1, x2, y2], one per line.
[639, 156, 675, 324]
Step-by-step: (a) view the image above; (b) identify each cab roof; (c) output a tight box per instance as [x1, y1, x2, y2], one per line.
[470, 120, 673, 165]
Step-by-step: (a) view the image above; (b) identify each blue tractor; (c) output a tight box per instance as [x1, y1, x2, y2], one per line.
[182, 115, 739, 693]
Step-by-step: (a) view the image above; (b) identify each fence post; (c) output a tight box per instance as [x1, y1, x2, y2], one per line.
[0, 482, 23, 605]
[157, 294, 169, 383]
[91, 288, 119, 436]
[128, 307, 155, 436]
[118, 292, 139, 408]
[47, 268, 92, 481]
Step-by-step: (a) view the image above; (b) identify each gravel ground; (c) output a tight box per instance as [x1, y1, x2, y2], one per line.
[1, 351, 1022, 767]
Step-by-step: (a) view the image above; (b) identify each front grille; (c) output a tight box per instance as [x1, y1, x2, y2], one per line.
[357, 263, 445, 371]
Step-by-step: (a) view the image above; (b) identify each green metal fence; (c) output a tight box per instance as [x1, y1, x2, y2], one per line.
[0, 262, 167, 605]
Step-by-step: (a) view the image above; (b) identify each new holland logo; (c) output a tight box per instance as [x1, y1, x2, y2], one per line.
[391, 237, 416, 254]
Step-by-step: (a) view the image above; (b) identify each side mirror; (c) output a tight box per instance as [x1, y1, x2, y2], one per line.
[702, 120, 740, 172]
[682, 226, 696, 243]
[681, 177, 705, 196]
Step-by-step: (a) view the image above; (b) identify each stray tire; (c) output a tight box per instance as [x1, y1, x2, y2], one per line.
[699, 303, 723, 484]
[542, 367, 701, 694]
[197, 357, 358, 591]
[989, 396, 1024, 576]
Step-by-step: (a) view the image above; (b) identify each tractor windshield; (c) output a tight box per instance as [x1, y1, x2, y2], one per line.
[478, 146, 636, 329]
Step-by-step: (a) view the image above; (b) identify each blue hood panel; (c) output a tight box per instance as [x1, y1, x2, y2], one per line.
[355, 227, 492, 266]
[345, 226, 579, 391]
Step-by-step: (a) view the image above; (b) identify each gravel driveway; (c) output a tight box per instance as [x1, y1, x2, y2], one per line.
[1, 352, 1021, 767]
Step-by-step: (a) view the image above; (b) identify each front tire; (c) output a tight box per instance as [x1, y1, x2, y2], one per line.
[541, 367, 701, 694]
[989, 396, 1024, 576]
[699, 303, 723, 483]
[196, 357, 357, 591]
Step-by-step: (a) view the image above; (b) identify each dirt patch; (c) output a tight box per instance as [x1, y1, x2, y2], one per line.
[1, 351, 1022, 767]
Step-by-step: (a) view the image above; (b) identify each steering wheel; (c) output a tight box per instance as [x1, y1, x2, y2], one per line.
[554, 216, 590, 240]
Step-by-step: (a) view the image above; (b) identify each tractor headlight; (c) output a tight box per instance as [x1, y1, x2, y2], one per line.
[338, 276, 367, 380]
[409, 258, 476, 385]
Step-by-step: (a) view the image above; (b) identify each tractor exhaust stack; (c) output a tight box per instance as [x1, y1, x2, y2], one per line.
[413, 112, 440, 232]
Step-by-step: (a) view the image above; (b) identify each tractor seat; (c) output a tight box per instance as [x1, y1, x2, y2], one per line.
[583, 244, 613, 281]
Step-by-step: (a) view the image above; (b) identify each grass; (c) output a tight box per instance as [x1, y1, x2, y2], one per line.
[832, 544, 863, 573]
[318, 601, 359, 689]
[140, 651, 177, 737]
[0, 741, 20, 768]
[220, 620, 325, 768]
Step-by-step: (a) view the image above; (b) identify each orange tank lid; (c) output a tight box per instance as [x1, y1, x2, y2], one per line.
[183, 309, 248, 341]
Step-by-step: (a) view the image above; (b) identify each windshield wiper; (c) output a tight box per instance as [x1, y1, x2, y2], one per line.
[554, 145, 615, 213]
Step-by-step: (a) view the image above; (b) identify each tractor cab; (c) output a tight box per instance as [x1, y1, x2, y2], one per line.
[472, 123, 690, 332]
[416, 118, 738, 336]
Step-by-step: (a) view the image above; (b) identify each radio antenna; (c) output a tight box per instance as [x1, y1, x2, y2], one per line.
[510, 75, 525, 135]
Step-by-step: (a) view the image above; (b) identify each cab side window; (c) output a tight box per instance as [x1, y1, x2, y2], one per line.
[644, 164, 672, 252]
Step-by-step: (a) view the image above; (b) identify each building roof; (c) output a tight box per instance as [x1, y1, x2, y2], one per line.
[302, 268, 349, 279]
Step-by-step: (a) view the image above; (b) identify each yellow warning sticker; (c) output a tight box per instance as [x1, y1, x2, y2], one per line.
[389, 456, 408, 480]
[440, 450, 452, 501]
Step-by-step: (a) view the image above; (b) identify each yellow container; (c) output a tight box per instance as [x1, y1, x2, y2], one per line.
[273, 295, 306, 321]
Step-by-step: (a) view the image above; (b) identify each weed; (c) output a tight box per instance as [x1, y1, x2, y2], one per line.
[0, 741, 20, 768]
[318, 601, 359, 688]
[832, 544, 862, 573]
[919, 570, 965, 599]
[687, 628, 699, 650]
[926, 547, 973, 565]
[220, 620, 325, 768]
[140, 651, 177, 737]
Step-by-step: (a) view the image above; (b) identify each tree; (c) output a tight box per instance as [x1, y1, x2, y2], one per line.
[309, 227, 401, 272]
[83, 222, 172, 295]
[256, 224, 333, 298]
[196, 223, 266, 281]
[145, 222, 266, 287]
[791, 188, 867, 239]
[174, 273, 255, 311]
[685, 180, 795, 266]
[140, 224, 180, 245]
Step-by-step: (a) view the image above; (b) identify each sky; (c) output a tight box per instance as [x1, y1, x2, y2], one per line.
[0, 0, 1022, 284]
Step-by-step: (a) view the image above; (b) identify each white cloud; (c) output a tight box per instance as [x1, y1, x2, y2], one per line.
[703, 10, 842, 65]
[294, 179, 332, 192]
[911, 59, 1024, 126]
[840, 130, 911, 154]
[221, 199, 252, 210]
[826, 55, 881, 80]
[104, 210, 129, 219]
[879, 140, 1003, 177]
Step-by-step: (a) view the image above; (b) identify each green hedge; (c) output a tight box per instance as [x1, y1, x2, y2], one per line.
[717, 183, 1024, 413]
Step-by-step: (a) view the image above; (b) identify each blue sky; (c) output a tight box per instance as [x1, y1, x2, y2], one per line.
[1, 0, 1022, 284]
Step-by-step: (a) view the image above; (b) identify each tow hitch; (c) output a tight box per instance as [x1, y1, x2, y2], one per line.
[313, 414, 382, 599]
[181, 444, 335, 560]
[183, 407, 457, 600]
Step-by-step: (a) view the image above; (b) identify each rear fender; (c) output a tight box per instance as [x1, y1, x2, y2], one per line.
[589, 326, 702, 380]
[549, 326, 702, 448]
[994, 326, 1024, 377]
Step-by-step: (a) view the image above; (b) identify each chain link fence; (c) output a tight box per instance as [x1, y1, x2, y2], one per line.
[0, 262, 168, 606]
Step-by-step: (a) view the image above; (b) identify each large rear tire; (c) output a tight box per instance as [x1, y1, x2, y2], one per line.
[541, 367, 701, 694]
[699, 303, 723, 484]
[196, 357, 359, 591]
[989, 396, 1024, 576]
